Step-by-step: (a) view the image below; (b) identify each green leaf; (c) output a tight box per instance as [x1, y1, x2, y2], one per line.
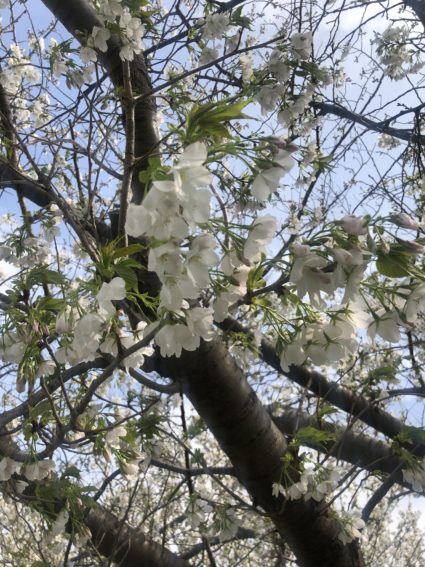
[316, 405, 338, 419]
[138, 414, 164, 439]
[231, 6, 253, 29]
[285, 292, 301, 305]
[398, 425, 425, 446]
[204, 99, 250, 121]
[35, 297, 66, 312]
[25, 268, 65, 288]
[376, 248, 413, 278]
[293, 426, 336, 448]
[368, 365, 397, 383]
[111, 243, 145, 260]
[62, 465, 81, 480]
[186, 99, 251, 143]
[138, 156, 170, 184]
[80, 494, 96, 508]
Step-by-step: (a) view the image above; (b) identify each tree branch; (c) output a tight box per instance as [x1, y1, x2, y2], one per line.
[272, 408, 420, 494]
[181, 526, 257, 560]
[219, 317, 416, 453]
[311, 101, 425, 145]
[404, 0, 425, 27]
[85, 505, 191, 567]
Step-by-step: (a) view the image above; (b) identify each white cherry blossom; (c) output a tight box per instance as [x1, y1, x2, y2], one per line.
[244, 215, 277, 262]
[280, 339, 307, 372]
[251, 167, 284, 201]
[202, 13, 230, 41]
[199, 46, 219, 65]
[213, 286, 246, 322]
[80, 46, 97, 64]
[148, 241, 183, 278]
[255, 84, 284, 115]
[185, 307, 214, 341]
[291, 31, 313, 60]
[268, 49, 290, 82]
[91, 26, 111, 52]
[68, 313, 105, 363]
[339, 215, 368, 236]
[23, 459, 54, 481]
[97, 276, 126, 316]
[240, 53, 253, 83]
[404, 283, 425, 323]
[0, 457, 20, 481]
[99, 0, 123, 19]
[155, 323, 200, 357]
[389, 212, 420, 230]
[160, 273, 199, 311]
[368, 309, 401, 343]
[186, 234, 219, 288]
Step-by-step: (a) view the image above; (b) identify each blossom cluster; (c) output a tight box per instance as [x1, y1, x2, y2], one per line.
[0, 43, 40, 96]
[213, 215, 277, 322]
[251, 32, 315, 202]
[0, 456, 54, 483]
[82, 0, 145, 62]
[126, 142, 217, 356]
[0, 276, 155, 378]
[197, 12, 231, 65]
[278, 213, 425, 371]
[375, 26, 424, 80]
[337, 512, 366, 544]
[273, 466, 339, 502]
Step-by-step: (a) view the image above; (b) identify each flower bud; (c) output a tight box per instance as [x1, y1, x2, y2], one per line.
[389, 213, 420, 230]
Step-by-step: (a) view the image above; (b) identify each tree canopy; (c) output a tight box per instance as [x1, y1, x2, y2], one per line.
[0, 0, 425, 565]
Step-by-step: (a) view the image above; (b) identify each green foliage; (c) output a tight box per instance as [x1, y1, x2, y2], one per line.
[96, 240, 144, 292]
[376, 253, 410, 277]
[376, 244, 420, 278]
[247, 263, 266, 292]
[292, 426, 337, 449]
[138, 413, 164, 440]
[231, 6, 253, 30]
[368, 365, 397, 383]
[138, 156, 172, 185]
[61, 465, 81, 480]
[311, 153, 334, 174]
[185, 98, 250, 143]
[24, 267, 65, 289]
[316, 404, 338, 420]
[397, 425, 425, 446]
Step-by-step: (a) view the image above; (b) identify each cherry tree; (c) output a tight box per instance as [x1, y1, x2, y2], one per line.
[0, 0, 425, 565]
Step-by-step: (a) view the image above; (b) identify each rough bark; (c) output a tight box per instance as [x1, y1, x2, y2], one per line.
[163, 340, 365, 567]
[85, 506, 191, 567]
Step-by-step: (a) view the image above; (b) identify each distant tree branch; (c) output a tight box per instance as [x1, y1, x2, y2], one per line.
[311, 101, 425, 145]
